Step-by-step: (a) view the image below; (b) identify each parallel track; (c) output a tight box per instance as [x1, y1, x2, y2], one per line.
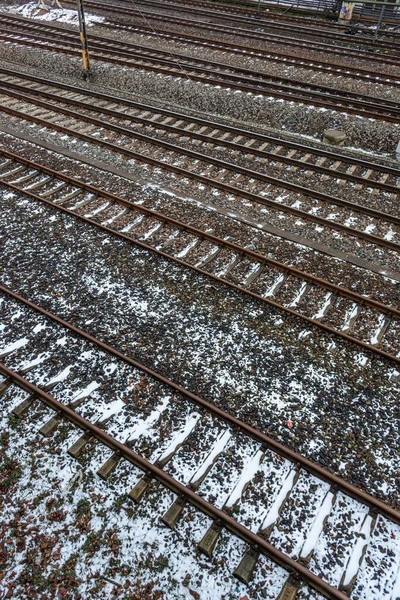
[2, 78, 400, 258]
[1, 15, 400, 122]
[95, 0, 400, 49]
[71, 0, 400, 64]
[2, 68, 399, 197]
[1, 287, 399, 599]
[1, 148, 400, 364]
[138, 0, 400, 33]
[0, 67, 400, 196]
[93, 17, 400, 86]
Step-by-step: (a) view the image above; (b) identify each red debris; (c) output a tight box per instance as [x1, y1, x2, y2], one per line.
[287, 421, 293, 428]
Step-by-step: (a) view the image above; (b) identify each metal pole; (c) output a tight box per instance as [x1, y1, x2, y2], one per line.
[76, 0, 91, 79]
[373, 0, 387, 42]
[256, 0, 261, 17]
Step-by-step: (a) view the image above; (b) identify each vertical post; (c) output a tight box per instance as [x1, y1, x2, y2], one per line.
[76, 0, 91, 80]
[373, 0, 387, 42]
[256, 0, 261, 17]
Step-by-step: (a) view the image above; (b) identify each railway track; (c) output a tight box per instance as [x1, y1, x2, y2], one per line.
[2, 14, 400, 114]
[93, 17, 400, 87]
[134, 0, 400, 36]
[2, 68, 400, 200]
[2, 72, 400, 266]
[1, 287, 399, 599]
[68, 0, 400, 64]
[1, 148, 400, 364]
[91, 0, 400, 50]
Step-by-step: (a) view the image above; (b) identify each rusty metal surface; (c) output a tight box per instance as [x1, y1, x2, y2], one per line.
[93, 18, 400, 86]
[1, 100, 399, 255]
[2, 75, 400, 197]
[0, 361, 398, 599]
[2, 148, 400, 367]
[90, 0, 400, 49]
[1, 14, 400, 122]
[66, 0, 400, 66]
[1, 285, 399, 524]
[3, 123, 398, 282]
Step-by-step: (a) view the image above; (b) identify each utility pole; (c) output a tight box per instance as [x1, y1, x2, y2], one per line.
[76, 0, 91, 80]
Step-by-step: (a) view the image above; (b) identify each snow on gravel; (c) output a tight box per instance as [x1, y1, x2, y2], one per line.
[10, 2, 104, 26]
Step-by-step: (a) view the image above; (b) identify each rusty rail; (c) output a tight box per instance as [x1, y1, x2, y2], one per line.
[1, 101, 400, 254]
[0, 287, 399, 526]
[1, 15, 400, 122]
[93, 18, 400, 86]
[0, 361, 352, 599]
[67, 0, 400, 65]
[2, 75, 400, 197]
[1, 148, 400, 366]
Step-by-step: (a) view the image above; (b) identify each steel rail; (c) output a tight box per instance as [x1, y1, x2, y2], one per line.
[0, 15, 400, 114]
[0, 293, 399, 528]
[134, 0, 400, 34]
[3, 76, 400, 197]
[3, 98, 400, 254]
[1, 66, 398, 179]
[74, 0, 400, 64]
[145, 0, 400, 35]
[3, 14, 400, 117]
[2, 29, 399, 123]
[76, 0, 400, 50]
[2, 147, 399, 319]
[1, 150, 400, 367]
[0, 362, 369, 600]
[93, 18, 400, 86]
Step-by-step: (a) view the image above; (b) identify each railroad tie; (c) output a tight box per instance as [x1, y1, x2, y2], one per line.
[68, 432, 92, 459]
[0, 378, 12, 397]
[149, 113, 163, 122]
[12, 393, 37, 418]
[55, 188, 84, 204]
[242, 264, 264, 287]
[161, 497, 186, 529]
[338, 509, 377, 595]
[276, 574, 301, 600]
[97, 452, 122, 480]
[13, 378, 61, 418]
[25, 176, 52, 191]
[1, 165, 25, 178]
[40, 181, 68, 197]
[39, 412, 63, 437]
[198, 521, 223, 557]
[128, 474, 152, 503]
[79, 124, 98, 134]
[341, 164, 358, 186]
[233, 547, 260, 584]
[373, 173, 390, 195]
[322, 161, 341, 181]
[219, 132, 231, 141]
[289, 152, 312, 173]
[10, 171, 37, 185]
[0, 98, 20, 108]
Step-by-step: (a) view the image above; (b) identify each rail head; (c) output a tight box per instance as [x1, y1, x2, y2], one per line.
[0, 362, 379, 600]
[0, 286, 399, 526]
